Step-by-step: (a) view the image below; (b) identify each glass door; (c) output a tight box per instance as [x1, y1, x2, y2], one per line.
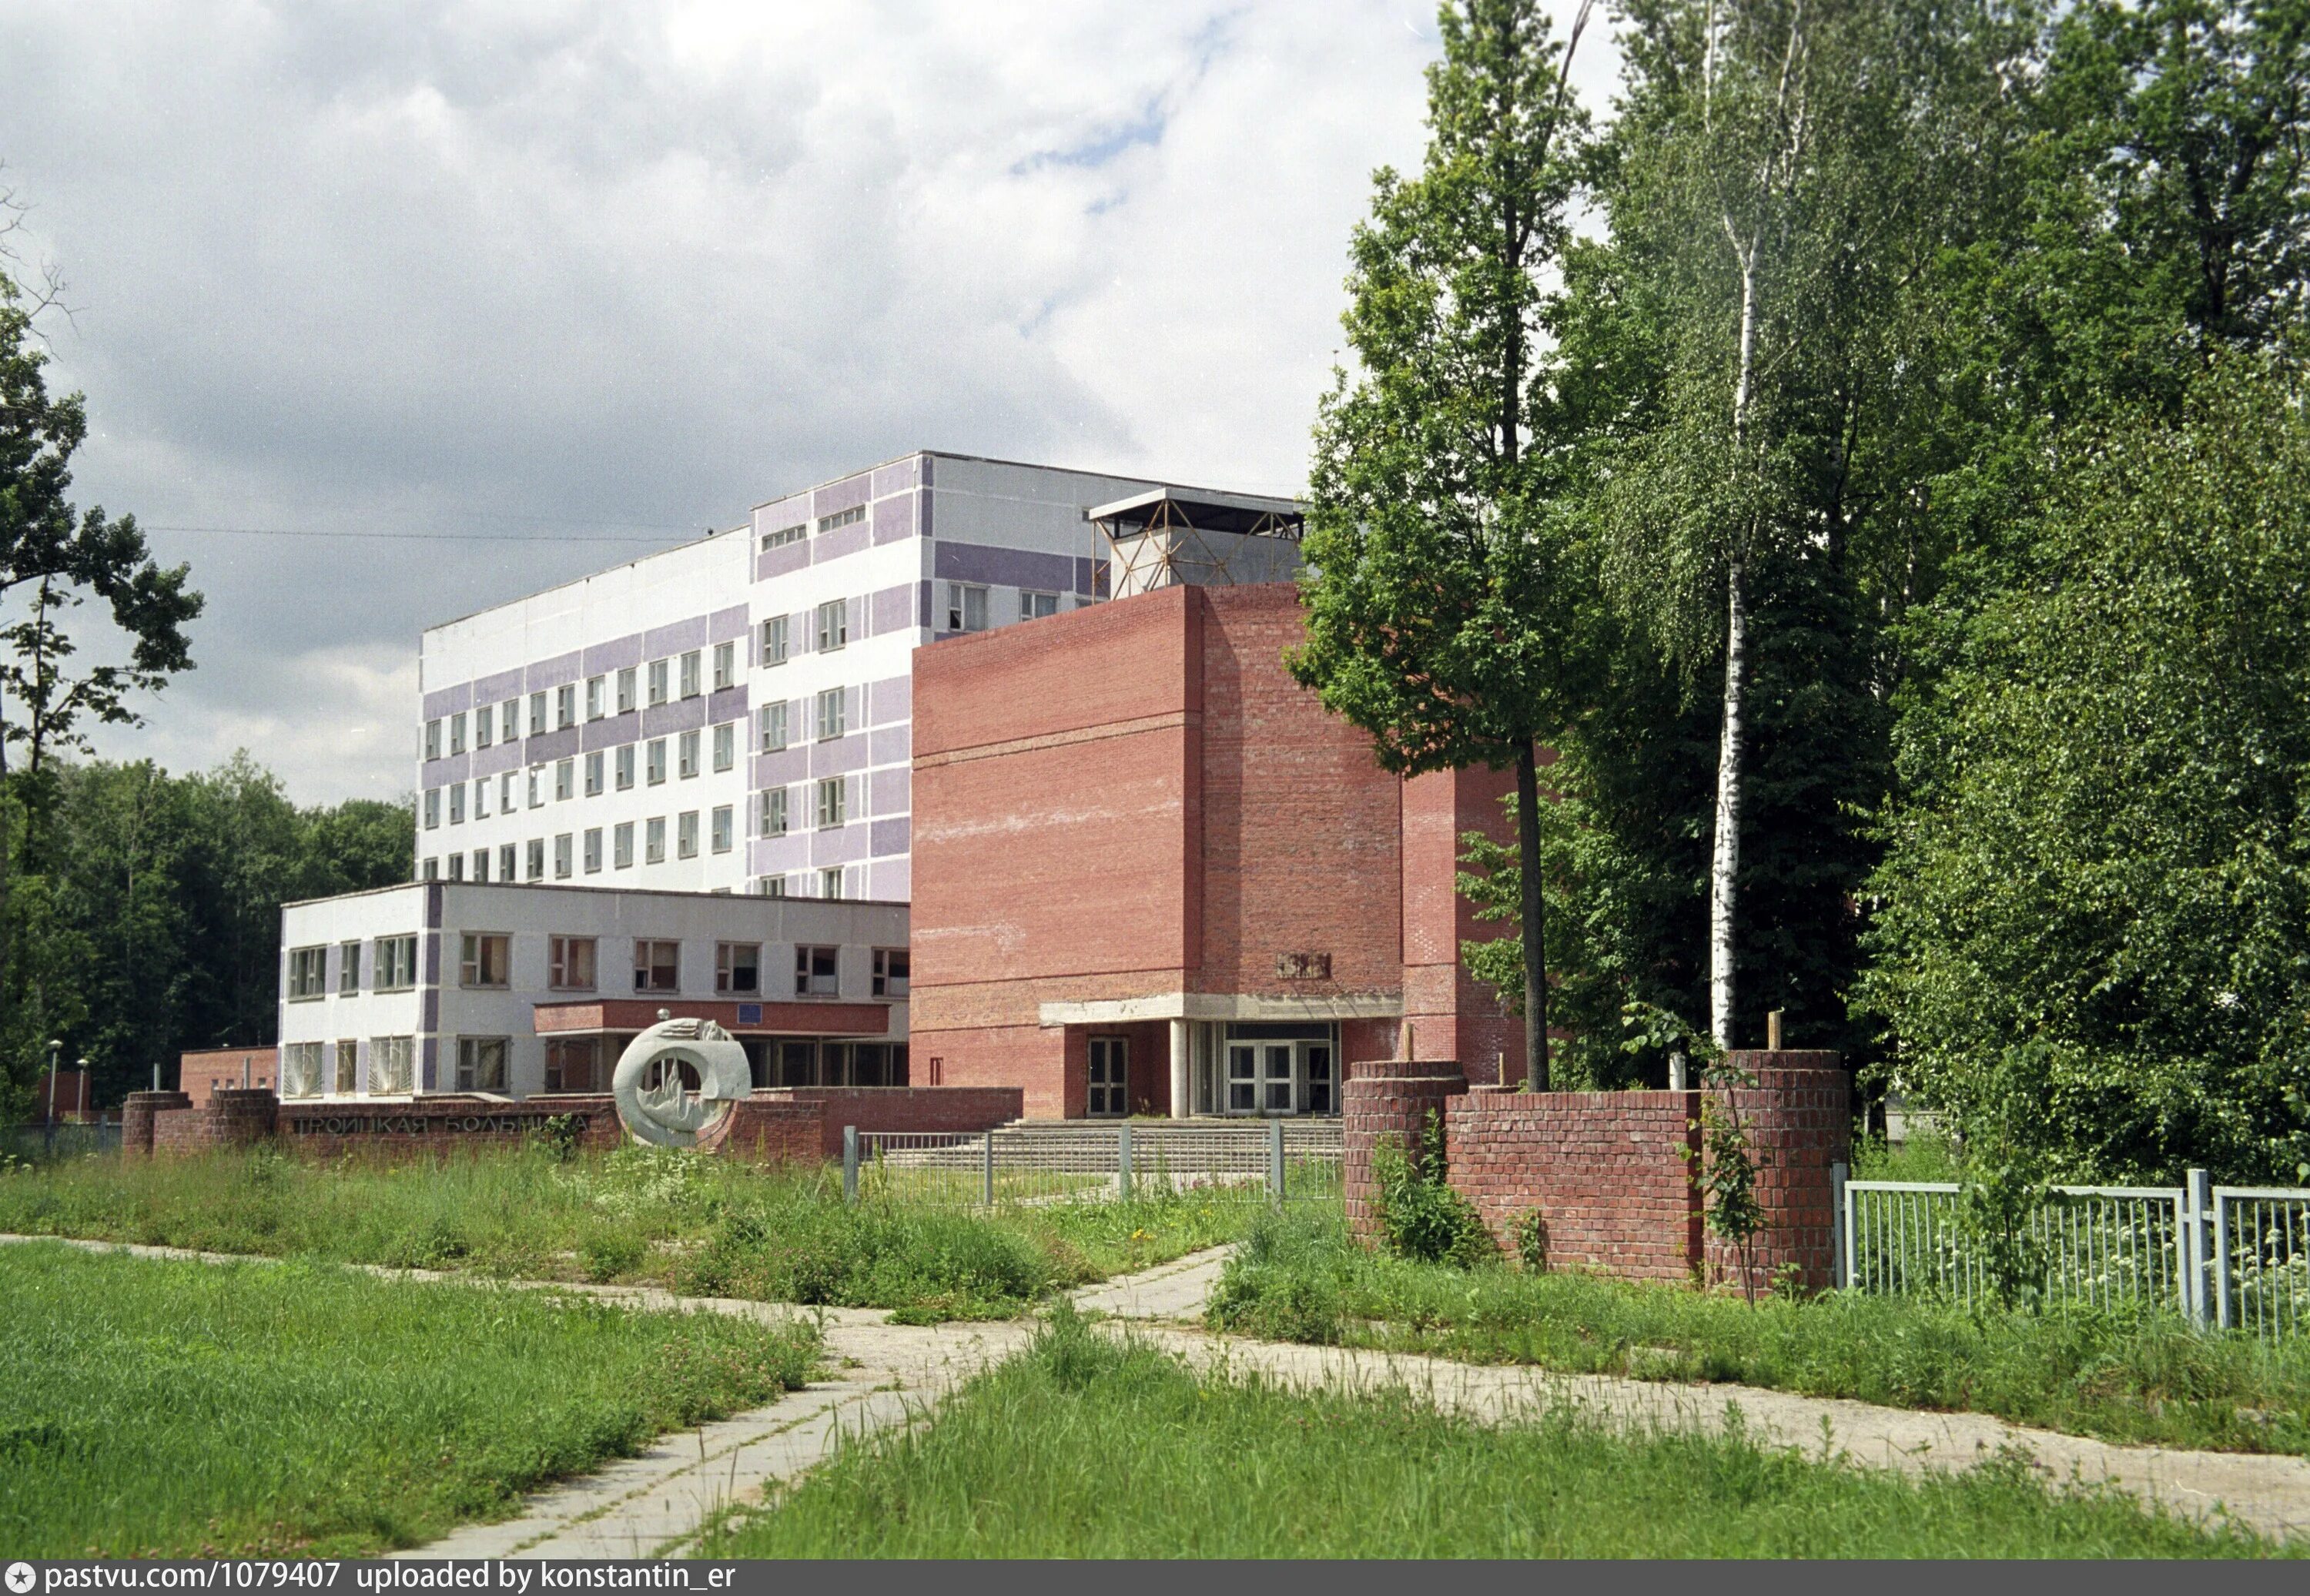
[1225, 1042, 1259, 1115]
[1087, 1036, 1129, 1117]
[1260, 1043, 1295, 1114]
[1303, 1042, 1335, 1115]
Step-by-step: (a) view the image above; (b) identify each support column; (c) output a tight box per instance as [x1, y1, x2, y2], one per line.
[1168, 1018, 1190, 1120]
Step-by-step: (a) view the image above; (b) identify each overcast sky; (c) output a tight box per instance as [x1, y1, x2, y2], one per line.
[0, 1, 1621, 806]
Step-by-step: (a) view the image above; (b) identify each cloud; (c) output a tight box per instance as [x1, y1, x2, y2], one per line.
[0, 0, 1616, 804]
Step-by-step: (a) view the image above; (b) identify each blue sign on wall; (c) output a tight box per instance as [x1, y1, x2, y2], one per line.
[738, 1003, 763, 1026]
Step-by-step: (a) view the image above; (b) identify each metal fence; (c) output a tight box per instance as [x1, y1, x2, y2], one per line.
[1839, 1169, 2310, 1340]
[2, 1122, 122, 1163]
[844, 1119, 1343, 1210]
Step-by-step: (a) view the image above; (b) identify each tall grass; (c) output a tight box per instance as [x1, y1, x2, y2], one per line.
[703, 1308, 2283, 1558]
[1208, 1206, 2310, 1455]
[0, 1243, 815, 1557]
[0, 1146, 1250, 1316]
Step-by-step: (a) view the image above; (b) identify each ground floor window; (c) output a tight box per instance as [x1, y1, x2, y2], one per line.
[370, 1036, 413, 1095]
[281, 1042, 323, 1098]
[333, 1039, 358, 1095]
[457, 1036, 508, 1094]
[754, 1037, 908, 1089]
[1086, 1036, 1129, 1117]
[545, 1036, 599, 1093]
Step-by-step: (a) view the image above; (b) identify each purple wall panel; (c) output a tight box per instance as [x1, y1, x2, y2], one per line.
[871, 490, 914, 546]
[869, 765, 909, 817]
[752, 746, 810, 786]
[752, 833, 810, 872]
[708, 604, 751, 643]
[870, 817, 911, 858]
[869, 724, 910, 768]
[812, 821, 869, 866]
[815, 518, 870, 562]
[471, 741, 521, 778]
[812, 734, 869, 778]
[581, 634, 641, 675]
[582, 711, 641, 751]
[869, 674, 911, 725]
[869, 584, 912, 637]
[1074, 556, 1096, 596]
[814, 472, 872, 517]
[420, 1036, 438, 1093]
[524, 727, 581, 765]
[421, 753, 469, 788]
[474, 668, 526, 704]
[706, 684, 749, 725]
[870, 457, 922, 498]
[642, 697, 707, 738]
[644, 615, 709, 658]
[869, 859, 911, 902]
[422, 683, 470, 719]
[932, 540, 1078, 591]
[757, 541, 811, 583]
[755, 494, 808, 538]
[527, 651, 583, 691]
[918, 580, 934, 627]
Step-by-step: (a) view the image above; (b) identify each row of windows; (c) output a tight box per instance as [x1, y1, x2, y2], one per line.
[425, 644, 744, 761]
[283, 1035, 910, 1097]
[289, 934, 908, 1001]
[424, 807, 738, 882]
[286, 936, 420, 999]
[423, 725, 743, 828]
[756, 504, 867, 557]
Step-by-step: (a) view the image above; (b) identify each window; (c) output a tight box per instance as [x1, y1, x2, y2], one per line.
[282, 1042, 323, 1098]
[761, 521, 806, 551]
[527, 767, 544, 808]
[817, 504, 865, 533]
[374, 935, 417, 992]
[586, 675, 604, 720]
[712, 722, 735, 771]
[820, 867, 845, 900]
[584, 751, 604, 796]
[1021, 590, 1060, 621]
[471, 848, 488, 882]
[424, 719, 442, 761]
[500, 698, 519, 744]
[759, 701, 787, 752]
[420, 857, 438, 881]
[613, 821, 634, 869]
[476, 704, 494, 748]
[500, 771, 517, 811]
[815, 688, 845, 741]
[370, 1035, 414, 1095]
[647, 659, 669, 706]
[679, 650, 701, 698]
[615, 744, 635, 790]
[456, 1036, 508, 1094]
[711, 805, 734, 854]
[529, 691, 548, 737]
[678, 729, 700, 778]
[459, 932, 510, 989]
[645, 816, 667, 864]
[716, 942, 761, 995]
[678, 811, 699, 858]
[583, 828, 603, 874]
[795, 945, 839, 996]
[554, 833, 573, 878]
[712, 641, 735, 691]
[815, 776, 846, 829]
[759, 788, 788, 838]
[287, 945, 326, 999]
[646, 739, 667, 785]
[815, 598, 848, 652]
[548, 935, 597, 991]
[449, 711, 467, 755]
[526, 838, 545, 881]
[872, 948, 909, 998]
[615, 667, 636, 714]
[555, 683, 576, 729]
[554, 758, 574, 801]
[545, 1037, 599, 1093]
[447, 852, 465, 881]
[448, 783, 465, 824]
[633, 939, 680, 993]
[946, 582, 989, 633]
[497, 842, 515, 882]
[762, 875, 788, 898]
[760, 614, 789, 666]
[423, 789, 440, 829]
[474, 777, 490, 818]
[333, 1039, 357, 1095]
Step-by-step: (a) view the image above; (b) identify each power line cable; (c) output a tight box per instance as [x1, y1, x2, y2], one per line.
[142, 523, 721, 546]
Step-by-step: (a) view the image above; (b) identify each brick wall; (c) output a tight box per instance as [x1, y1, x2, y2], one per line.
[121, 1091, 190, 1159]
[1401, 766, 1526, 1086]
[275, 1094, 624, 1160]
[757, 1085, 1025, 1158]
[152, 1089, 280, 1156]
[698, 1096, 824, 1164]
[1703, 1053, 1851, 1293]
[177, 1049, 274, 1106]
[1341, 1056, 1468, 1239]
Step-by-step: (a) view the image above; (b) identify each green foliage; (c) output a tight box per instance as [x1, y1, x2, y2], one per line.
[0, 1242, 815, 1557]
[1860, 361, 2310, 1183]
[1512, 1208, 1548, 1273]
[707, 1298, 2277, 1558]
[1691, 1060, 1768, 1300]
[1210, 1206, 2310, 1457]
[1370, 1110, 1495, 1267]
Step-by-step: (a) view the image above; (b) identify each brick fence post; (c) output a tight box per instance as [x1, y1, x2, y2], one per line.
[119, 1091, 190, 1159]
[1342, 1056, 1467, 1243]
[203, 1088, 280, 1150]
[1705, 1051, 1850, 1294]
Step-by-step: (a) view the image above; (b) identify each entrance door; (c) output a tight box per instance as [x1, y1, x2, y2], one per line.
[1304, 1042, 1335, 1116]
[1087, 1036, 1129, 1117]
[1260, 1042, 1295, 1114]
[1225, 1042, 1259, 1114]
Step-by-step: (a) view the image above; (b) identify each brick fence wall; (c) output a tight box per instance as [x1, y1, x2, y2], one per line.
[1704, 1054, 1850, 1293]
[275, 1095, 626, 1160]
[152, 1089, 278, 1156]
[758, 1085, 1025, 1158]
[121, 1091, 191, 1159]
[1342, 1057, 1468, 1239]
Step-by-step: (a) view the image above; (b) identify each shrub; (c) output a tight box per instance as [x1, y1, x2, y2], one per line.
[1371, 1111, 1493, 1268]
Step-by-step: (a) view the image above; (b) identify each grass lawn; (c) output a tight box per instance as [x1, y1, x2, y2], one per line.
[0, 1145, 1252, 1318]
[0, 1243, 815, 1558]
[1208, 1207, 2310, 1457]
[702, 1308, 2284, 1558]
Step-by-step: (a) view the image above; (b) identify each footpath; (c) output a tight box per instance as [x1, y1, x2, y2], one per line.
[6, 1234, 2306, 1550]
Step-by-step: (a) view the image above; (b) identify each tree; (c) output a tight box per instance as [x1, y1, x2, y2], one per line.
[1291, 0, 1594, 1090]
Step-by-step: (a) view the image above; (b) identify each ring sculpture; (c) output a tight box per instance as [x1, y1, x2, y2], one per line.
[612, 1015, 753, 1149]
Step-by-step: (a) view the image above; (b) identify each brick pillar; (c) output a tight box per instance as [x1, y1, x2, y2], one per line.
[120, 1091, 191, 1159]
[204, 1088, 280, 1149]
[1704, 1051, 1850, 1294]
[1343, 1056, 1468, 1242]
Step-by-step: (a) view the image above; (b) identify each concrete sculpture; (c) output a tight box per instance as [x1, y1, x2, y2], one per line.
[611, 1013, 752, 1148]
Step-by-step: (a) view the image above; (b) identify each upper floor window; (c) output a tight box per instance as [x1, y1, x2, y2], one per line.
[616, 744, 636, 790]
[711, 805, 734, 854]
[677, 810, 699, 858]
[375, 935, 418, 992]
[712, 722, 735, 772]
[761, 614, 789, 666]
[816, 505, 865, 534]
[286, 945, 326, 1000]
[646, 739, 668, 785]
[715, 941, 761, 995]
[815, 688, 845, 741]
[424, 719, 442, 761]
[647, 659, 670, 706]
[476, 704, 494, 748]
[500, 698, 519, 742]
[423, 789, 441, 830]
[644, 815, 667, 864]
[815, 777, 845, 830]
[448, 711, 467, 755]
[528, 691, 548, 738]
[872, 948, 909, 998]
[613, 821, 634, 869]
[338, 940, 363, 995]
[447, 784, 466, 825]
[555, 684, 576, 729]
[616, 668, 637, 714]
[946, 582, 989, 634]
[711, 641, 735, 691]
[760, 701, 788, 753]
[819, 866, 845, 900]
[633, 939, 681, 994]
[554, 758, 574, 801]
[459, 932, 511, 989]
[795, 945, 839, 997]
[760, 522, 806, 551]
[525, 838, 545, 881]
[584, 751, 604, 796]
[1021, 591, 1060, 621]
[554, 832, 573, 878]
[679, 650, 702, 699]
[549, 935, 597, 992]
[586, 675, 605, 720]
[815, 599, 847, 652]
[759, 788, 788, 838]
[678, 730, 701, 779]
